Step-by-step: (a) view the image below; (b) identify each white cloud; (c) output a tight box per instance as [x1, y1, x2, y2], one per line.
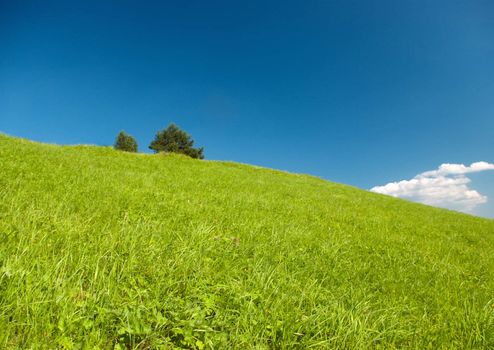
[370, 161, 494, 213]
[421, 161, 494, 177]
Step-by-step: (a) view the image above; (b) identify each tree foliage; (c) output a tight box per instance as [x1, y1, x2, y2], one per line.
[114, 131, 138, 152]
[149, 123, 204, 159]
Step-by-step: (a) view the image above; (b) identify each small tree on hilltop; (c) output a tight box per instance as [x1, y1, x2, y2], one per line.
[114, 131, 138, 152]
[149, 123, 204, 159]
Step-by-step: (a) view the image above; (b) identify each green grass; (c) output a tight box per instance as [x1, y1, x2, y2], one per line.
[0, 134, 493, 349]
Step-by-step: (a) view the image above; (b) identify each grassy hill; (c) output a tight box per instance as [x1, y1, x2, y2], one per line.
[0, 134, 493, 349]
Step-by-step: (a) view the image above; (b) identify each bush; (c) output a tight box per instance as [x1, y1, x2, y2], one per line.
[149, 123, 204, 159]
[114, 131, 138, 152]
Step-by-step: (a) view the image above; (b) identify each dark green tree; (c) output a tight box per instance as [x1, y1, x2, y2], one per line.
[114, 131, 138, 152]
[149, 123, 204, 159]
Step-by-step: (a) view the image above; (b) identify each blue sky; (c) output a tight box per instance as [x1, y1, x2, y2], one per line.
[1, 0, 493, 217]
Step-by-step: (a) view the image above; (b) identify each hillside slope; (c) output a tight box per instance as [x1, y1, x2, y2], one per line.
[0, 134, 493, 349]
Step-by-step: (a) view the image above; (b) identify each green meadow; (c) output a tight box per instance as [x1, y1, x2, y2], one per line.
[0, 134, 493, 349]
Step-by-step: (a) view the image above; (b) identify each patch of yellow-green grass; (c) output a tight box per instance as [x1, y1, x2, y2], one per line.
[0, 133, 493, 349]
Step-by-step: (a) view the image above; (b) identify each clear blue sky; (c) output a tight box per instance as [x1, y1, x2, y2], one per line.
[1, 0, 493, 217]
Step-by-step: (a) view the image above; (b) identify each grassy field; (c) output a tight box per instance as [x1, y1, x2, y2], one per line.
[0, 134, 493, 349]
